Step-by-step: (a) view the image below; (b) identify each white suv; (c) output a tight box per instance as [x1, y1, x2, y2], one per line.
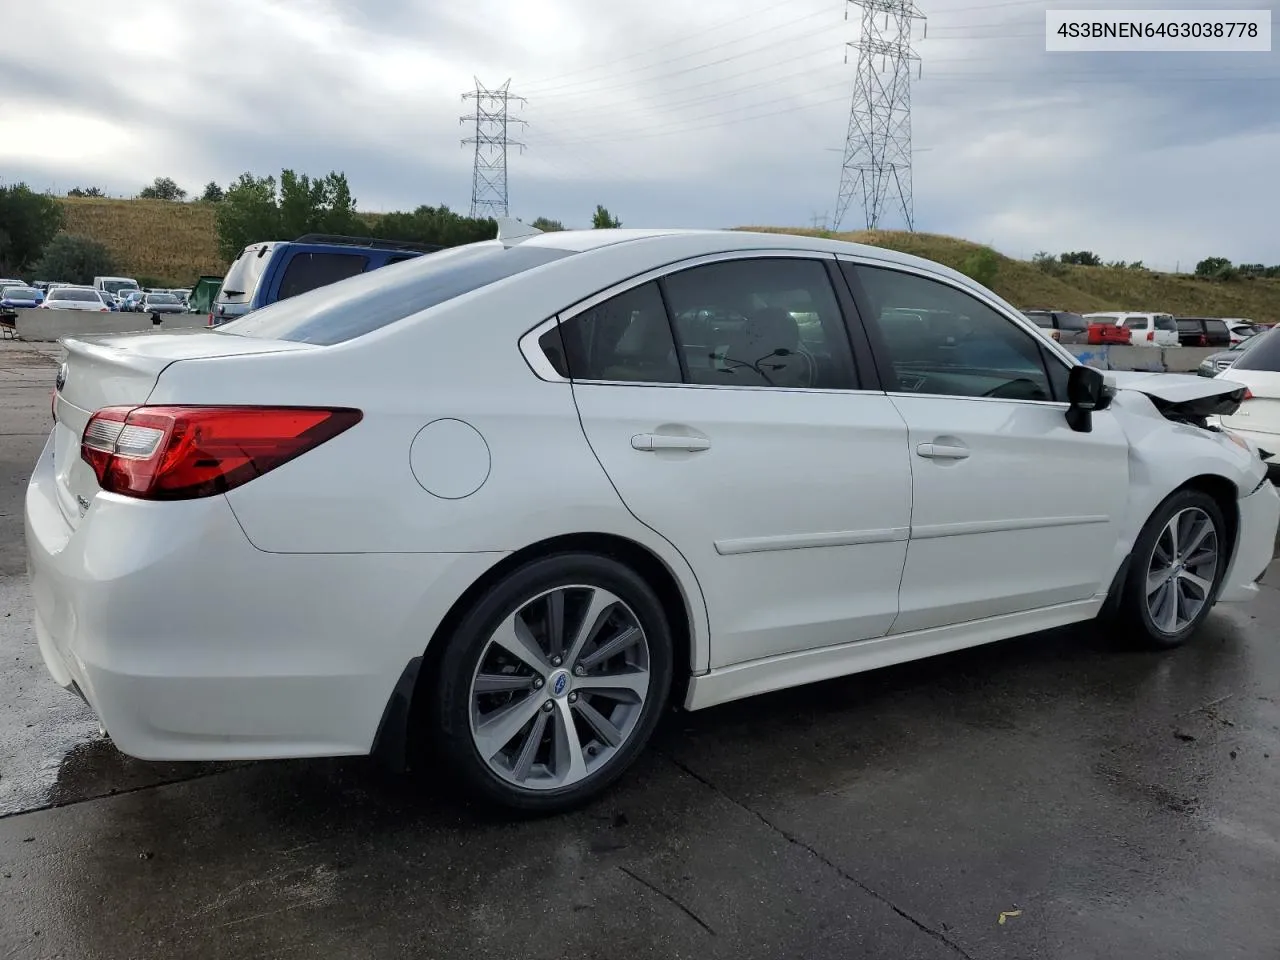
[1084, 312, 1179, 347]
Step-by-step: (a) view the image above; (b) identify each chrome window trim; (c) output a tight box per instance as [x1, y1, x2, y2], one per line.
[517, 248, 887, 394]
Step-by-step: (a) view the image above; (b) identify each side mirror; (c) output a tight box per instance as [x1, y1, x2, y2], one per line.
[1065, 364, 1113, 432]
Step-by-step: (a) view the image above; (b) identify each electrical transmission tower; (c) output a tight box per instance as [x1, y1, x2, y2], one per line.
[834, 0, 925, 232]
[460, 78, 526, 219]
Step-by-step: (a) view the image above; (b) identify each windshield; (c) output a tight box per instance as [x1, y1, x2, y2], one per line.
[218, 245, 272, 303]
[101, 279, 138, 295]
[2, 287, 38, 299]
[50, 289, 99, 302]
[218, 242, 576, 345]
[146, 293, 178, 304]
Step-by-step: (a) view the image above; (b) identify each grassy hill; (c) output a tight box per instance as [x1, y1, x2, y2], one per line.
[51, 199, 1280, 322]
[742, 227, 1280, 323]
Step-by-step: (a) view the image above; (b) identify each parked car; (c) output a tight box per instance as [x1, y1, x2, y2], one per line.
[94, 276, 140, 300]
[1175, 317, 1231, 348]
[120, 291, 145, 312]
[28, 225, 1278, 813]
[0, 277, 26, 290]
[1214, 325, 1280, 479]
[1021, 309, 1089, 344]
[209, 234, 442, 326]
[1198, 338, 1257, 377]
[0, 285, 42, 309]
[1086, 320, 1132, 345]
[139, 292, 186, 315]
[1084, 312, 1179, 347]
[1222, 319, 1264, 345]
[40, 286, 112, 311]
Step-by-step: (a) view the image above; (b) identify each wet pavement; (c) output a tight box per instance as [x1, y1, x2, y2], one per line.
[2, 338, 1279, 959]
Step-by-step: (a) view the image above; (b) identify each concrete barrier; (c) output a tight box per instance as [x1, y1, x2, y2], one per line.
[1065, 345, 1216, 373]
[13, 307, 208, 341]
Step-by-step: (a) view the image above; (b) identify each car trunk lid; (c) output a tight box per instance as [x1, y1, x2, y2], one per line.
[51, 329, 314, 527]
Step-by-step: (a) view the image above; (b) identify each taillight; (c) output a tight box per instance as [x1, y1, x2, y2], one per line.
[1147, 330, 1155, 341]
[1244, 388, 1254, 401]
[80, 405, 362, 500]
[207, 312, 214, 326]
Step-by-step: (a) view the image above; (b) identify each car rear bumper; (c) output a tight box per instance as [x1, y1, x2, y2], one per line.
[1217, 478, 1280, 603]
[24, 432, 502, 761]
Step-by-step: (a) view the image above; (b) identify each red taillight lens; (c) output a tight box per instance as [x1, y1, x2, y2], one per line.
[1244, 388, 1255, 400]
[80, 405, 362, 500]
[207, 312, 214, 326]
[1147, 330, 1155, 341]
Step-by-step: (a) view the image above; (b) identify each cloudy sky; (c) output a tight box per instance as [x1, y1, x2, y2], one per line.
[2, 0, 1277, 269]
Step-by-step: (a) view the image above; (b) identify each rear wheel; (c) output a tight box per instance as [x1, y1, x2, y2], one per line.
[1115, 489, 1227, 649]
[432, 553, 673, 814]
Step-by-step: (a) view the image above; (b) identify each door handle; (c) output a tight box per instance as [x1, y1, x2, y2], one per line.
[632, 434, 711, 452]
[916, 442, 969, 460]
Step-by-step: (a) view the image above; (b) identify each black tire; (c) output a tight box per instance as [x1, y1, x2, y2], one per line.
[1113, 488, 1229, 649]
[431, 552, 674, 815]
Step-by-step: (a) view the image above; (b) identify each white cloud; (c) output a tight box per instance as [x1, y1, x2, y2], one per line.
[3, 0, 1278, 263]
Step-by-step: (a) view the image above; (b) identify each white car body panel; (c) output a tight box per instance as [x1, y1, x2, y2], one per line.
[23, 228, 1279, 764]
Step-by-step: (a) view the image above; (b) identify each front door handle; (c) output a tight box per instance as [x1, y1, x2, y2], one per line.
[916, 442, 969, 460]
[632, 434, 711, 452]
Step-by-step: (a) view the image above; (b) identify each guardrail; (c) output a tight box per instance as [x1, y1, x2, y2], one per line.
[1064, 344, 1217, 373]
[10, 307, 208, 341]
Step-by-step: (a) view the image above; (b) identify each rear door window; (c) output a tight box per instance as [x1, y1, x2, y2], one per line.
[276, 252, 369, 301]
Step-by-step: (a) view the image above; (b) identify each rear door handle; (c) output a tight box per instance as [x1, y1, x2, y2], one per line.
[632, 434, 711, 452]
[916, 442, 969, 460]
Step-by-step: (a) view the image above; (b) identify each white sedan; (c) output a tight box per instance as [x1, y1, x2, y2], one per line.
[40, 287, 113, 312]
[25, 224, 1279, 813]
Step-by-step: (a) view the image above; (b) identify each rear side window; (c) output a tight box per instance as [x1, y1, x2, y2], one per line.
[1230, 327, 1280, 371]
[218, 245, 273, 303]
[217, 242, 575, 345]
[1057, 312, 1086, 331]
[557, 281, 681, 383]
[276, 252, 369, 301]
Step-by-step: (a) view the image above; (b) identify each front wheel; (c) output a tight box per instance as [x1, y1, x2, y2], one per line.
[431, 553, 674, 814]
[1115, 488, 1228, 649]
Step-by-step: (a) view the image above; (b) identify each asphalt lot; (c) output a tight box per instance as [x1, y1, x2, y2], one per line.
[2, 337, 1279, 960]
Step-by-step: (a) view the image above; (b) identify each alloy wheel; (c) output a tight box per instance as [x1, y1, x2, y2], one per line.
[1145, 506, 1220, 635]
[468, 585, 651, 791]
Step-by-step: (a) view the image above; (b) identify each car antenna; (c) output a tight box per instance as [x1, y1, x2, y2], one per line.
[496, 217, 543, 247]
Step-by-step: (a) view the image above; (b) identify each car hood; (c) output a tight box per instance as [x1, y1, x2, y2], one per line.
[1107, 370, 1247, 417]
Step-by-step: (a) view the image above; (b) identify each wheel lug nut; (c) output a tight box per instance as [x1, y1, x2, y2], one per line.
[551, 656, 563, 667]
[542, 700, 555, 713]
[573, 665, 586, 676]
[533, 678, 544, 689]
[568, 692, 578, 703]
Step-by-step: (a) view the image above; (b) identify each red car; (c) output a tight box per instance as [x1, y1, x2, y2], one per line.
[1087, 321, 1132, 345]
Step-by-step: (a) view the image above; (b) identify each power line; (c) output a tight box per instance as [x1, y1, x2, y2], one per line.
[835, 0, 926, 232]
[461, 78, 525, 219]
[521, 8, 835, 97]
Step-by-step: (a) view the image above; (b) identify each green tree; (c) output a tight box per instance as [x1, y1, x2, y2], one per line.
[66, 186, 105, 198]
[531, 216, 565, 232]
[0, 183, 65, 275]
[33, 234, 116, 284]
[961, 246, 999, 287]
[1059, 251, 1101, 266]
[200, 181, 224, 203]
[214, 173, 281, 260]
[1195, 256, 1238, 281]
[139, 177, 187, 201]
[1031, 251, 1066, 276]
[591, 205, 621, 229]
[370, 204, 496, 247]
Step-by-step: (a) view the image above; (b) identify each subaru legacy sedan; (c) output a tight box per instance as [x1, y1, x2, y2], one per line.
[27, 225, 1278, 813]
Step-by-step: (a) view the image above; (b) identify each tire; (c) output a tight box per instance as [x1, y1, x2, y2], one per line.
[431, 552, 674, 814]
[1114, 488, 1229, 649]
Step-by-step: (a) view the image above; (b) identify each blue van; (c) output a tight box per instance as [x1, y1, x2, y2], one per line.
[209, 234, 442, 326]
